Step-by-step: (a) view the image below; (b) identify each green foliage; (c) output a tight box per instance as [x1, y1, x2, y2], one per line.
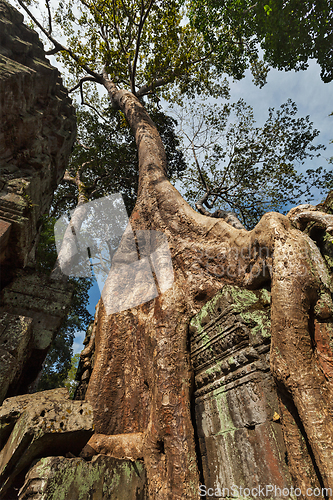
[50, 0, 226, 101]
[188, 0, 333, 84]
[177, 98, 326, 228]
[36, 216, 93, 391]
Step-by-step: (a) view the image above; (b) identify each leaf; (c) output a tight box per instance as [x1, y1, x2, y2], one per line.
[264, 5, 272, 15]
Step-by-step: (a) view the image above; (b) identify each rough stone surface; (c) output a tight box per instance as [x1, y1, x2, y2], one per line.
[18, 455, 147, 500]
[0, 269, 73, 395]
[0, 219, 11, 265]
[0, 312, 33, 404]
[0, 389, 93, 497]
[0, 0, 76, 401]
[0, 388, 69, 449]
[190, 285, 293, 499]
[0, 0, 76, 273]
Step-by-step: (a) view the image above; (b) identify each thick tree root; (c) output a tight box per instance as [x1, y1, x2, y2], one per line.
[287, 204, 333, 233]
[82, 87, 333, 499]
[81, 433, 143, 460]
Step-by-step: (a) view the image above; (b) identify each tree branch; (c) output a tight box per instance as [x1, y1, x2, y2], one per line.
[195, 194, 245, 229]
[111, 0, 128, 56]
[69, 76, 99, 93]
[195, 193, 211, 216]
[131, 0, 155, 94]
[50, 193, 76, 217]
[136, 76, 174, 97]
[72, 78, 109, 122]
[77, 140, 91, 151]
[287, 205, 333, 233]
[16, 0, 103, 81]
[45, 0, 52, 35]
[62, 170, 76, 184]
[119, 0, 138, 26]
[191, 142, 210, 195]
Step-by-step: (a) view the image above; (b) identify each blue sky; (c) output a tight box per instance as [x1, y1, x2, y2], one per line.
[226, 59, 333, 195]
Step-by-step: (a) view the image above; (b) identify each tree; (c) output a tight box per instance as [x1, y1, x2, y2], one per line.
[188, 0, 333, 85]
[17, 0, 333, 498]
[51, 102, 187, 219]
[326, 112, 333, 190]
[175, 98, 326, 228]
[35, 98, 186, 388]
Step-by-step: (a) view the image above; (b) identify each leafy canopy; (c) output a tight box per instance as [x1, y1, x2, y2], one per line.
[176, 98, 327, 228]
[188, 0, 333, 84]
[17, 0, 229, 102]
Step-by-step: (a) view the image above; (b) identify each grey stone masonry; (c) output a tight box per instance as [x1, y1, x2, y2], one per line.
[0, 389, 93, 498]
[190, 285, 293, 499]
[0, 0, 76, 271]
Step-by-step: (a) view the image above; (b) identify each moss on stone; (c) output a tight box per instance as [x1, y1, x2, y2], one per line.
[22, 455, 147, 499]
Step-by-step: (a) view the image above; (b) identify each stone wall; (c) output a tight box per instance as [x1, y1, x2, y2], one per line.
[0, 0, 76, 276]
[0, 269, 73, 398]
[19, 455, 147, 500]
[0, 0, 76, 401]
[0, 388, 94, 498]
[190, 285, 293, 499]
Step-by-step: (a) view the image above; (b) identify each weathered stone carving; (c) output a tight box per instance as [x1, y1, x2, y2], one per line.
[19, 455, 147, 500]
[0, 0, 76, 401]
[0, 269, 73, 397]
[0, 0, 76, 276]
[0, 388, 94, 498]
[190, 285, 293, 498]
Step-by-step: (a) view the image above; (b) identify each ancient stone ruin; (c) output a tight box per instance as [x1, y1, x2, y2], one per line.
[0, 0, 76, 399]
[1, 1, 333, 499]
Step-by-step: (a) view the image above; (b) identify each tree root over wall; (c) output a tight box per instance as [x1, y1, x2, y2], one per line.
[82, 86, 333, 500]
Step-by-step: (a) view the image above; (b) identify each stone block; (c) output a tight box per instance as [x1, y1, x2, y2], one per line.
[190, 285, 293, 499]
[0, 388, 93, 497]
[0, 348, 17, 405]
[0, 312, 33, 404]
[0, 270, 73, 393]
[0, 270, 73, 348]
[0, 312, 33, 363]
[0, 0, 76, 270]
[0, 218, 11, 263]
[0, 388, 69, 449]
[19, 455, 147, 500]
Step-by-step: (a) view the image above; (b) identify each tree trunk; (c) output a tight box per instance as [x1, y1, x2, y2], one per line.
[84, 79, 333, 499]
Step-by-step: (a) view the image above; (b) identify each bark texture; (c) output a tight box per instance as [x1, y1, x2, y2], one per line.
[84, 81, 333, 499]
